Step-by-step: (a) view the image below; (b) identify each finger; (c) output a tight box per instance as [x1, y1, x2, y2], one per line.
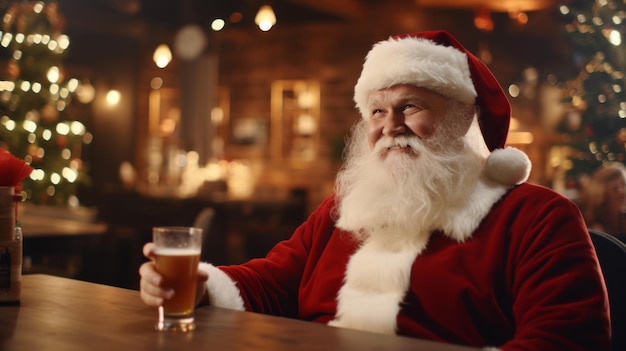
[138, 262, 172, 295]
[140, 288, 164, 307]
[138, 261, 161, 285]
[140, 277, 173, 300]
[139, 263, 174, 306]
[143, 242, 156, 260]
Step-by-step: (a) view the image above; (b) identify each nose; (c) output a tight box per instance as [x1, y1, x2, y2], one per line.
[382, 111, 406, 136]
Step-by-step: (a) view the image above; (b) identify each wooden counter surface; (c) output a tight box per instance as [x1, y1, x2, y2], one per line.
[0, 274, 479, 351]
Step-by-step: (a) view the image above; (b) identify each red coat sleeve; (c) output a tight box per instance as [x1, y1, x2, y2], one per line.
[492, 184, 610, 350]
[218, 196, 339, 317]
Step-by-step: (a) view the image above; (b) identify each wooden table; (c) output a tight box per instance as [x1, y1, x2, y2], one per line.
[17, 203, 107, 238]
[1, 274, 480, 351]
[18, 214, 107, 277]
[19, 214, 107, 238]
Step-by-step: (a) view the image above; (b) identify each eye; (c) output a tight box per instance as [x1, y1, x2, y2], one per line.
[403, 103, 422, 112]
[370, 108, 385, 118]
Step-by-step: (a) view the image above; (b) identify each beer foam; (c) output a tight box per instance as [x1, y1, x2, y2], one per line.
[154, 247, 201, 256]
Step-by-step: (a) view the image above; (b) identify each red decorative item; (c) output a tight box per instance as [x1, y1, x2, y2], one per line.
[0, 149, 33, 188]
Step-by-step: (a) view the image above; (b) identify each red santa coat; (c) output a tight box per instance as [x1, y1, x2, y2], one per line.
[200, 181, 610, 351]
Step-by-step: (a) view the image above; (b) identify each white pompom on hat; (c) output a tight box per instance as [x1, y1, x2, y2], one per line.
[354, 30, 530, 185]
[485, 147, 531, 185]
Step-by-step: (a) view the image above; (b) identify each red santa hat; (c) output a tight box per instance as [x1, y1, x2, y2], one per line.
[354, 30, 530, 185]
[354, 30, 509, 151]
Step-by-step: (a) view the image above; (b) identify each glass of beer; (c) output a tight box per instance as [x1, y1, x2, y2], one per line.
[153, 226, 203, 332]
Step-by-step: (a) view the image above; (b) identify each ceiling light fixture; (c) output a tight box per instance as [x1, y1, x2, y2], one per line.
[153, 44, 172, 68]
[255, 5, 276, 31]
[474, 7, 494, 32]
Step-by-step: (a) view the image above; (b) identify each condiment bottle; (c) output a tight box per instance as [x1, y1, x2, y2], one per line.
[0, 186, 21, 304]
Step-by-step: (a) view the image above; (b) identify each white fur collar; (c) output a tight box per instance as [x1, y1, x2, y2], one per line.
[437, 174, 511, 242]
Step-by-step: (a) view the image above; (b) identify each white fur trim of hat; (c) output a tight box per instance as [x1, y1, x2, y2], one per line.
[354, 36, 477, 118]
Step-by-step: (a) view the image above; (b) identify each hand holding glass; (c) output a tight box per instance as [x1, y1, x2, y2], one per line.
[153, 226, 203, 332]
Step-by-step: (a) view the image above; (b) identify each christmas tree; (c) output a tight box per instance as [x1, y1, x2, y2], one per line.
[558, 0, 626, 182]
[0, 0, 91, 206]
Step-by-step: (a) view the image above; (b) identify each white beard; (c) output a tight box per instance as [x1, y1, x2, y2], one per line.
[335, 108, 485, 249]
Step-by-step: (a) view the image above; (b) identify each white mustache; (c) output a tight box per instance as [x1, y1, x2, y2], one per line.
[374, 135, 426, 154]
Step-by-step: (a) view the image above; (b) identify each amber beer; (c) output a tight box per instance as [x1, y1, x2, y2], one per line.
[154, 248, 201, 316]
[152, 226, 203, 332]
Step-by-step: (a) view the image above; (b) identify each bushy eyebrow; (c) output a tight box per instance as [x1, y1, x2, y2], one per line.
[399, 94, 430, 107]
[367, 93, 430, 109]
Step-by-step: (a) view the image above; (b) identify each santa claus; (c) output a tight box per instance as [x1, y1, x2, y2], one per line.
[140, 30, 610, 350]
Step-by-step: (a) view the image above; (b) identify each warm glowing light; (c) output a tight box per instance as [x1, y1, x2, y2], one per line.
[83, 132, 93, 144]
[30, 169, 45, 180]
[67, 78, 79, 92]
[70, 121, 86, 135]
[296, 114, 317, 135]
[509, 11, 528, 25]
[63, 167, 78, 182]
[76, 80, 95, 103]
[255, 5, 276, 31]
[57, 35, 70, 50]
[33, 1, 44, 13]
[474, 7, 493, 31]
[507, 117, 533, 144]
[46, 66, 61, 83]
[159, 118, 176, 135]
[50, 173, 61, 185]
[32, 34, 42, 44]
[56, 122, 70, 135]
[150, 77, 163, 89]
[153, 44, 172, 68]
[211, 19, 225, 31]
[609, 29, 622, 46]
[4, 119, 15, 131]
[23, 120, 37, 133]
[106, 89, 121, 105]
[0, 81, 14, 91]
[507, 132, 534, 145]
[1, 33, 12, 47]
[211, 107, 224, 125]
